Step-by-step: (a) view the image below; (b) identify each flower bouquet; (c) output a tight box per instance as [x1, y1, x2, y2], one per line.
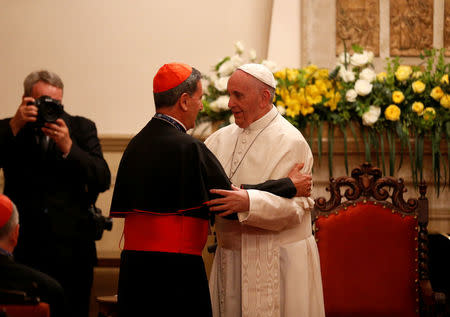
[198, 42, 450, 193]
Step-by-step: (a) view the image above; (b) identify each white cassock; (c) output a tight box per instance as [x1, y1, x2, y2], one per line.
[205, 106, 325, 317]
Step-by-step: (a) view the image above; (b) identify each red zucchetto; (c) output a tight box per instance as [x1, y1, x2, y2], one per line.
[153, 63, 193, 93]
[0, 194, 13, 228]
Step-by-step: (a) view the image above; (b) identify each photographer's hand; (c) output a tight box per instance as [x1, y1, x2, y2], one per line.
[9, 97, 38, 136]
[42, 119, 73, 156]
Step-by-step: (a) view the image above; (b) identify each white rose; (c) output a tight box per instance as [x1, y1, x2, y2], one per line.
[201, 78, 210, 92]
[230, 54, 243, 67]
[366, 51, 374, 63]
[209, 95, 230, 112]
[249, 49, 257, 61]
[214, 76, 229, 92]
[234, 41, 244, 54]
[354, 79, 373, 96]
[362, 105, 381, 126]
[262, 60, 278, 72]
[345, 89, 358, 102]
[359, 68, 376, 83]
[338, 52, 350, 64]
[218, 60, 235, 76]
[351, 51, 369, 67]
[339, 68, 355, 83]
[277, 105, 286, 115]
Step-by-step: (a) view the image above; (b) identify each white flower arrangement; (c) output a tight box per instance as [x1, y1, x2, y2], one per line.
[337, 45, 378, 125]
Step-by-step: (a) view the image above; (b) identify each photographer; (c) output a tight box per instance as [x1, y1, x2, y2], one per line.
[0, 70, 111, 317]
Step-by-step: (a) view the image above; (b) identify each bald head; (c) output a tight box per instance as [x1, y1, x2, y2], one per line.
[0, 195, 19, 252]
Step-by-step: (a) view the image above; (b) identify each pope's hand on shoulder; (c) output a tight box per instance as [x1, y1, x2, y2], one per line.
[42, 118, 73, 156]
[288, 163, 312, 197]
[205, 185, 249, 217]
[9, 97, 38, 136]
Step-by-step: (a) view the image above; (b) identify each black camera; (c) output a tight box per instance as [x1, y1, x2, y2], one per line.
[27, 95, 64, 127]
[88, 205, 113, 241]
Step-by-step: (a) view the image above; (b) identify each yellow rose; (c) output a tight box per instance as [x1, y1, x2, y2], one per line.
[392, 91, 405, 104]
[430, 86, 444, 101]
[385, 104, 401, 121]
[376, 72, 387, 82]
[440, 94, 450, 109]
[441, 74, 449, 85]
[412, 80, 426, 94]
[423, 107, 436, 121]
[395, 65, 413, 81]
[412, 101, 424, 115]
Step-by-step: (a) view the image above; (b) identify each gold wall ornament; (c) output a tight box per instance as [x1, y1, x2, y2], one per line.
[390, 0, 433, 56]
[336, 0, 379, 56]
[445, 0, 450, 56]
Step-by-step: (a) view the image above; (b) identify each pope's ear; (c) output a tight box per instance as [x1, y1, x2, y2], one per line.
[261, 88, 272, 105]
[179, 92, 190, 111]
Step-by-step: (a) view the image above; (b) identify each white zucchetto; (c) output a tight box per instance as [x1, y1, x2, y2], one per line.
[237, 63, 277, 89]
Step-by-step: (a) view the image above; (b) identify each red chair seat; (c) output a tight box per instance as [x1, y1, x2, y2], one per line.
[0, 303, 50, 317]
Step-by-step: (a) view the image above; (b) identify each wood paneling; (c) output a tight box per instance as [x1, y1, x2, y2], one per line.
[390, 0, 433, 56]
[336, 0, 379, 55]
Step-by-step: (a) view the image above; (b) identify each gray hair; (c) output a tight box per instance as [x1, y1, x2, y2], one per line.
[0, 202, 19, 240]
[153, 68, 202, 109]
[254, 79, 275, 104]
[23, 70, 64, 97]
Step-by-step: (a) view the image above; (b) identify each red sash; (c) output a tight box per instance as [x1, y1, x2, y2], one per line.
[123, 213, 209, 256]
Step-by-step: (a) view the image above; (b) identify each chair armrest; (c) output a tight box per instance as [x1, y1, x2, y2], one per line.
[420, 280, 447, 317]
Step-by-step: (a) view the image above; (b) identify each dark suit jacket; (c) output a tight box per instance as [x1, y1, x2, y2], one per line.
[0, 254, 66, 317]
[0, 112, 111, 270]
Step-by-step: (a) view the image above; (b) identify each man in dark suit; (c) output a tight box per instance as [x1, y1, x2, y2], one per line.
[0, 194, 66, 317]
[0, 70, 111, 317]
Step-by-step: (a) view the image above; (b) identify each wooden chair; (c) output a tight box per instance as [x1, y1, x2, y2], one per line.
[312, 162, 445, 317]
[96, 295, 118, 317]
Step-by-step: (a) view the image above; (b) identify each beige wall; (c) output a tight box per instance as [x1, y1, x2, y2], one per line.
[0, 0, 273, 135]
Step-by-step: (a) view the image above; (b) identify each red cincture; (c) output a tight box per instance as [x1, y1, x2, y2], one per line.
[123, 212, 209, 256]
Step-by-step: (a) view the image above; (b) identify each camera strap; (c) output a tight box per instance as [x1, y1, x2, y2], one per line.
[40, 135, 50, 153]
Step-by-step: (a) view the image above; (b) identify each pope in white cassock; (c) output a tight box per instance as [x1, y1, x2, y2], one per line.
[205, 64, 325, 317]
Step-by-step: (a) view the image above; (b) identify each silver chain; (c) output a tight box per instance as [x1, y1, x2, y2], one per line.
[228, 112, 278, 180]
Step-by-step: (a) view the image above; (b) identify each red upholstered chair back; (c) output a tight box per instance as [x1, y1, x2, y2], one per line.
[312, 163, 431, 317]
[0, 303, 50, 317]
